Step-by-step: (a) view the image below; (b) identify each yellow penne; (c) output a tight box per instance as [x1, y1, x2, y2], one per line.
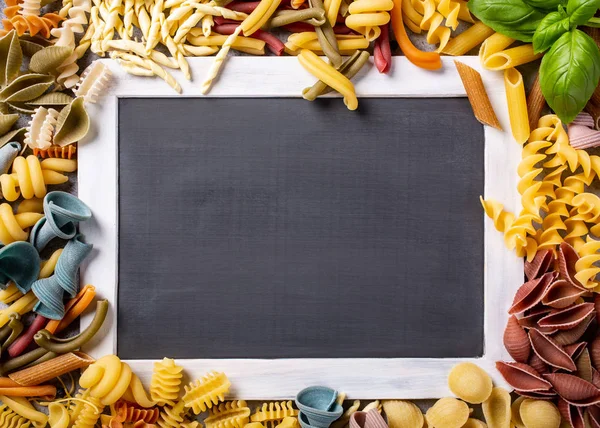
[442, 21, 494, 56]
[286, 32, 369, 52]
[325, 0, 343, 26]
[241, 0, 282, 36]
[504, 68, 530, 144]
[483, 44, 543, 71]
[298, 49, 358, 111]
[479, 32, 514, 63]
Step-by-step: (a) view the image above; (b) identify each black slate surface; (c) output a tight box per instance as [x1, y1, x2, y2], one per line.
[117, 97, 485, 359]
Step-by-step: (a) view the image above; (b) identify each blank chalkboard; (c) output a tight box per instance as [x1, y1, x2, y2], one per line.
[117, 97, 485, 359]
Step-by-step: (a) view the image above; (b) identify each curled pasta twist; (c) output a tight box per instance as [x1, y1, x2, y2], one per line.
[74, 61, 112, 104]
[21, 0, 40, 17]
[536, 212, 566, 251]
[156, 400, 187, 428]
[48, 403, 69, 428]
[479, 198, 514, 233]
[518, 140, 551, 220]
[1, 5, 62, 38]
[345, 0, 393, 42]
[150, 357, 183, 406]
[34, 145, 77, 160]
[564, 216, 588, 253]
[115, 401, 160, 424]
[0, 404, 31, 428]
[251, 402, 299, 428]
[0, 156, 76, 202]
[182, 371, 231, 414]
[79, 355, 133, 406]
[205, 401, 250, 428]
[503, 214, 538, 261]
[575, 237, 600, 289]
[404, 0, 451, 52]
[71, 396, 104, 428]
[0, 202, 43, 245]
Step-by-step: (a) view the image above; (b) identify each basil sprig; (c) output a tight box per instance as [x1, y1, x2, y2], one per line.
[469, 0, 600, 123]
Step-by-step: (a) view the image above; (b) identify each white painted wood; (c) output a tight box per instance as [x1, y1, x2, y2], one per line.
[79, 55, 523, 399]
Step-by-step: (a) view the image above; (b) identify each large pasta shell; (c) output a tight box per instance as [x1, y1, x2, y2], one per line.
[462, 420, 486, 428]
[587, 406, 600, 428]
[26, 92, 73, 106]
[518, 399, 560, 428]
[53, 97, 89, 147]
[558, 243, 584, 288]
[538, 303, 595, 331]
[0, 103, 8, 114]
[528, 329, 576, 371]
[447, 363, 492, 404]
[557, 399, 584, 428]
[424, 397, 469, 428]
[29, 46, 73, 74]
[552, 313, 595, 346]
[510, 396, 526, 428]
[509, 272, 556, 315]
[576, 348, 593, 383]
[0, 113, 18, 135]
[503, 316, 530, 363]
[20, 40, 45, 57]
[7, 102, 36, 114]
[481, 388, 511, 428]
[525, 249, 554, 280]
[544, 373, 600, 406]
[0, 30, 23, 87]
[495, 361, 552, 392]
[542, 280, 586, 309]
[0, 127, 25, 147]
[0, 74, 54, 103]
[382, 400, 423, 428]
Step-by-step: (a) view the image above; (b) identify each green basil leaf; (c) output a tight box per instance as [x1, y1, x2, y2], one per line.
[533, 12, 570, 53]
[468, 0, 548, 42]
[523, 0, 566, 11]
[567, 0, 600, 27]
[540, 29, 600, 123]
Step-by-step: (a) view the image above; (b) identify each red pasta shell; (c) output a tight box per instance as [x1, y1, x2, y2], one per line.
[593, 367, 600, 388]
[529, 352, 549, 374]
[518, 307, 557, 334]
[565, 342, 588, 360]
[529, 329, 576, 371]
[552, 314, 595, 346]
[591, 337, 600, 369]
[495, 361, 552, 392]
[559, 242, 585, 288]
[544, 373, 600, 406]
[542, 279, 587, 309]
[514, 389, 556, 399]
[576, 348, 593, 383]
[587, 406, 600, 428]
[509, 272, 557, 315]
[525, 249, 554, 280]
[595, 294, 600, 325]
[538, 303, 595, 330]
[558, 399, 586, 428]
[504, 315, 531, 363]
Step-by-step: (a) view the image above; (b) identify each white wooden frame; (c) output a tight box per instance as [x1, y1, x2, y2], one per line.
[79, 55, 523, 400]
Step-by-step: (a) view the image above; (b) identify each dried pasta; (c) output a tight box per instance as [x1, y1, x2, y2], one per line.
[205, 401, 251, 428]
[1, 395, 48, 427]
[504, 68, 530, 144]
[182, 371, 230, 414]
[479, 33, 514, 65]
[48, 403, 70, 428]
[285, 32, 369, 55]
[442, 21, 494, 56]
[70, 391, 104, 428]
[250, 402, 298, 428]
[2, 1, 62, 39]
[33, 145, 77, 159]
[447, 363, 492, 404]
[382, 400, 423, 428]
[114, 400, 160, 424]
[241, 0, 282, 37]
[74, 60, 111, 103]
[24, 107, 58, 151]
[79, 355, 133, 406]
[156, 400, 189, 428]
[483, 44, 543, 71]
[345, 0, 393, 42]
[424, 397, 469, 428]
[0, 404, 31, 428]
[527, 75, 546, 132]
[481, 388, 511, 428]
[150, 358, 183, 406]
[0, 202, 43, 245]
[331, 400, 360, 428]
[574, 237, 600, 289]
[518, 399, 560, 428]
[121, 374, 155, 408]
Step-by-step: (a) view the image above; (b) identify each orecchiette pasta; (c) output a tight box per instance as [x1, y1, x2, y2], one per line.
[447, 363, 492, 404]
[425, 397, 469, 428]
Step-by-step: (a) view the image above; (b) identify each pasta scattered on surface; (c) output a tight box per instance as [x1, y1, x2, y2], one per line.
[182, 371, 231, 414]
[250, 402, 298, 428]
[205, 400, 251, 428]
[447, 362, 492, 404]
[150, 357, 183, 407]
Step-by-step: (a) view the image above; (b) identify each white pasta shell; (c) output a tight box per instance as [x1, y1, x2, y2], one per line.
[382, 400, 424, 428]
[462, 419, 487, 428]
[519, 399, 560, 428]
[448, 363, 493, 404]
[425, 398, 469, 428]
[482, 388, 511, 428]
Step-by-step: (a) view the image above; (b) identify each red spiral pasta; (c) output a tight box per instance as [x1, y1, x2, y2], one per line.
[115, 401, 160, 424]
[213, 24, 284, 56]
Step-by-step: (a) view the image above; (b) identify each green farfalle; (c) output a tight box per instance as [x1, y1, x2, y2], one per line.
[53, 97, 90, 147]
[30, 46, 74, 75]
[0, 31, 23, 88]
[0, 113, 18, 135]
[26, 92, 74, 106]
[0, 74, 54, 104]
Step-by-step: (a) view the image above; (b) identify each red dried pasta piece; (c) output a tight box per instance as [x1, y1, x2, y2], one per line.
[514, 389, 556, 399]
[529, 329, 576, 371]
[590, 337, 600, 369]
[538, 303, 595, 330]
[374, 24, 391, 74]
[495, 361, 552, 392]
[558, 399, 585, 428]
[542, 279, 586, 309]
[115, 401, 160, 424]
[576, 349, 593, 382]
[559, 242, 585, 289]
[592, 367, 600, 388]
[587, 406, 600, 428]
[528, 352, 549, 375]
[552, 314, 595, 346]
[525, 249, 555, 280]
[34, 145, 77, 159]
[509, 272, 557, 315]
[565, 342, 588, 360]
[504, 315, 531, 363]
[227, 1, 261, 13]
[544, 373, 600, 406]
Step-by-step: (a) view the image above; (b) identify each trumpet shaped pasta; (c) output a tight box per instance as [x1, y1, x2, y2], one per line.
[0, 202, 43, 245]
[79, 355, 133, 406]
[150, 357, 183, 406]
[425, 397, 469, 428]
[182, 372, 231, 414]
[251, 402, 299, 428]
[48, 403, 70, 428]
[205, 401, 251, 428]
[0, 156, 76, 201]
[345, 0, 393, 41]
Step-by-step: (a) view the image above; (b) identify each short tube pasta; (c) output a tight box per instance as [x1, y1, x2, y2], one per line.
[504, 68, 530, 144]
[241, 0, 282, 36]
[479, 32, 514, 63]
[482, 44, 543, 71]
[442, 21, 494, 56]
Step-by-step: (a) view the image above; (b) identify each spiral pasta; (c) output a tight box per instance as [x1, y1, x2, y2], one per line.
[1, 2, 62, 38]
[182, 371, 230, 414]
[205, 401, 251, 428]
[156, 400, 187, 428]
[71, 396, 104, 428]
[0, 156, 77, 202]
[250, 402, 299, 428]
[574, 237, 600, 290]
[517, 140, 551, 220]
[79, 355, 133, 406]
[150, 358, 183, 406]
[33, 145, 77, 160]
[114, 401, 160, 424]
[0, 404, 31, 428]
[0, 203, 43, 245]
[345, 0, 393, 42]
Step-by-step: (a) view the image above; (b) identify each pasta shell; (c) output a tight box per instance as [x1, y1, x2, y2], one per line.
[592, 367, 600, 388]
[591, 337, 600, 369]
[0, 113, 18, 135]
[447, 363, 492, 404]
[461, 419, 486, 428]
[0, 127, 25, 147]
[509, 272, 556, 315]
[503, 316, 531, 363]
[565, 342, 587, 360]
[53, 97, 90, 147]
[518, 308, 557, 335]
[528, 353, 549, 375]
[552, 313, 594, 346]
[544, 373, 600, 406]
[0, 30, 23, 87]
[495, 362, 552, 392]
[542, 279, 586, 309]
[557, 399, 584, 428]
[481, 388, 511, 428]
[26, 92, 73, 106]
[528, 329, 576, 371]
[519, 399, 560, 428]
[538, 303, 595, 330]
[0, 104, 8, 114]
[525, 249, 554, 280]
[424, 397, 469, 428]
[510, 396, 526, 428]
[0, 74, 54, 103]
[29, 46, 73, 75]
[382, 400, 423, 428]
[7, 102, 36, 114]
[558, 243, 584, 289]
[19, 39, 45, 57]
[576, 349, 593, 383]
[587, 406, 600, 428]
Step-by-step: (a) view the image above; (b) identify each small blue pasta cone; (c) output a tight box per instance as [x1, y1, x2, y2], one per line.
[0, 142, 20, 174]
[32, 234, 93, 320]
[29, 191, 92, 252]
[0, 241, 41, 293]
